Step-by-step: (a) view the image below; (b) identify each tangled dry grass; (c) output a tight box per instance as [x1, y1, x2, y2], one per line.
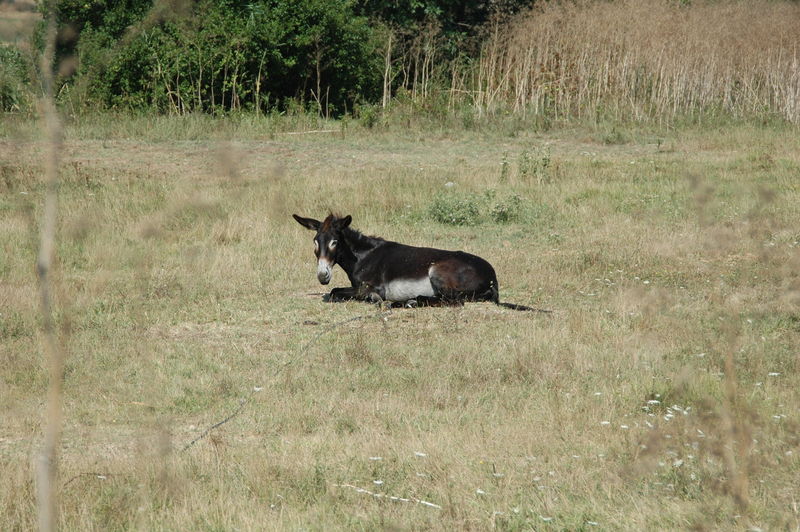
[1, 113, 799, 529]
[1, 2, 799, 530]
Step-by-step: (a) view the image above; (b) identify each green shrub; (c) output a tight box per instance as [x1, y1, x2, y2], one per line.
[518, 145, 551, 183]
[354, 103, 381, 128]
[499, 151, 510, 182]
[0, 45, 32, 112]
[490, 193, 522, 223]
[428, 190, 527, 226]
[54, 0, 382, 114]
[428, 193, 481, 226]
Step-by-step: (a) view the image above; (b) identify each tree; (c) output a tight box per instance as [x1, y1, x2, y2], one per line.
[51, 0, 382, 114]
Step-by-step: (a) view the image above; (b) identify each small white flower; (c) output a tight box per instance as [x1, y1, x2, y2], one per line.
[369, 456, 383, 461]
[373, 480, 383, 485]
[539, 516, 553, 522]
[600, 421, 611, 426]
[768, 372, 781, 377]
[476, 489, 486, 495]
[414, 451, 427, 458]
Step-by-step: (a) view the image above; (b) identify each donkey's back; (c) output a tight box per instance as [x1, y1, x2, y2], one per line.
[355, 241, 499, 304]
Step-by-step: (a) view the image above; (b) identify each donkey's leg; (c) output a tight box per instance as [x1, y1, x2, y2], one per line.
[410, 296, 438, 307]
[324, 287, 358, 302]
[354, 282, 393, 310]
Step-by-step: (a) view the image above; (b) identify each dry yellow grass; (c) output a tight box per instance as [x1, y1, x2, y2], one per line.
[1, 114, 799, 530]
[0, 3, 39, 45]
[469, 0, 800, 124]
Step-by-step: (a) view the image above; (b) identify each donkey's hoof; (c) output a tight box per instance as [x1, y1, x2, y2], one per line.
[404, 299, 418, 308]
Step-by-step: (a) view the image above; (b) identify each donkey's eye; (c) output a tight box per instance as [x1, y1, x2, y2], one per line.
[328, 240, 338, 251]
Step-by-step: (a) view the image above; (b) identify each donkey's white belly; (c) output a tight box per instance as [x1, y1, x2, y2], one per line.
[383, 277, 435, 302]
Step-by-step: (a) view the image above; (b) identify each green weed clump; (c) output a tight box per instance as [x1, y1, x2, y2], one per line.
[428, 190, 525, 225]
[517, 145, 551, 183]
[428, 192, 481, 226]
[490, 193, 523, 223]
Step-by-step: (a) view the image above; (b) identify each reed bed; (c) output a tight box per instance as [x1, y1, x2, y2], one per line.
[468, 0, 800, 123]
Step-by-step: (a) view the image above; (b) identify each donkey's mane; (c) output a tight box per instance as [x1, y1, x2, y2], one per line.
[324, 213, 386, 251]
[342, 225, 386, 250]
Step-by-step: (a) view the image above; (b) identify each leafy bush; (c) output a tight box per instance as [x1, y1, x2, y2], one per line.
[55, 0, 382, 114]
[0, 45, 32, 112]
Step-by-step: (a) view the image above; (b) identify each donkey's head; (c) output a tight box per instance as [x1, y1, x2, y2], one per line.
[292, 213, 352, 285]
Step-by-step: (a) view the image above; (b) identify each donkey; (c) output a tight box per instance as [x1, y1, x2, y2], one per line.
[293, 213, 543, 311]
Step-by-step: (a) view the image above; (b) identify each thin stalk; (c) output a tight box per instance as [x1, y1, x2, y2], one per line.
[35, 5, 66, 531]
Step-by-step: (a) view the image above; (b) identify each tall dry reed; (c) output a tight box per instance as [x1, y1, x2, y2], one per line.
[34, 6, 65, 532]
[469, 0, 800, 123]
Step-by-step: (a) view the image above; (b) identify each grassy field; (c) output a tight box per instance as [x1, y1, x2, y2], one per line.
[0, 1, 38, 45]
[1, 114, 799, 530]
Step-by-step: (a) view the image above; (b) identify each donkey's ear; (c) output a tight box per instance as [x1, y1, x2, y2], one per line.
[293, 214, 321, 231]
[337, 215, 352, 229]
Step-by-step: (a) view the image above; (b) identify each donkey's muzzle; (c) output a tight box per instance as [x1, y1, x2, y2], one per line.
[317, 258, 333, 285]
